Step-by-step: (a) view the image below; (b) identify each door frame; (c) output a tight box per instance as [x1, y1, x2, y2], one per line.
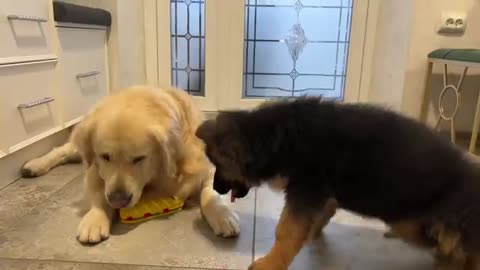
[143, 0, 381, 110]
[144, 0, 218, 111]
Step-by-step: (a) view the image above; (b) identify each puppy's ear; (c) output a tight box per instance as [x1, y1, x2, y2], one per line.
[196, 112, 245, 142]
[149, 125, 180, 179]
[196, 119, 216, 142]
[72, 115, 95, 167]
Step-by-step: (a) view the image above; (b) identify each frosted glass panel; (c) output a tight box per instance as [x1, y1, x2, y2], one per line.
[171, 0, 205, 95]
[246, 0, 353, 8]
[244, 0, 353, 99]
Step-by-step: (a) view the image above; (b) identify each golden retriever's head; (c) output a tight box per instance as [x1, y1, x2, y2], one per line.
[73, 94, 180, 209]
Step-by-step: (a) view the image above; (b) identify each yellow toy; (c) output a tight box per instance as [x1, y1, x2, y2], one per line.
[119, 196, 184, 224]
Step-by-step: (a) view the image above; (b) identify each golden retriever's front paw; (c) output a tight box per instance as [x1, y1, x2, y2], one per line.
[204, 203, 240, 238]
[77, 208, 111, 244]
[248, 256, 287, 270]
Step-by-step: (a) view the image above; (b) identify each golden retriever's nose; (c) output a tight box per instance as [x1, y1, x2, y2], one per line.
[107, 191, 132, 209]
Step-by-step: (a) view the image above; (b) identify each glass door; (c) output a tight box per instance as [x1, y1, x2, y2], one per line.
[156, 0, 369, 111]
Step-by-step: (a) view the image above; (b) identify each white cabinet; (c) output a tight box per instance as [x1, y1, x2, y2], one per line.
[0, 0, 55, 64]
[0, 61, 61, 153]
[0, 2, 110, 157]
[57, 27, 108, 126]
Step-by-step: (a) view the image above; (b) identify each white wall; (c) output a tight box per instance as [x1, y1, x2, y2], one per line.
[114, 0, 146, 90]
[366, 0, 414, 110]
[402, 0, 480, 132]
[366, 0, 480, 132]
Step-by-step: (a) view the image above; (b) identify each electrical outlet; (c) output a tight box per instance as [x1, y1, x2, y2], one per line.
[438, 12, 467, 34]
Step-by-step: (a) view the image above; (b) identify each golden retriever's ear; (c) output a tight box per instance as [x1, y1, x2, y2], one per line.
[72, 115, 95, 167]
[196, 119, 216, 142]
[149, 126, 180, 179]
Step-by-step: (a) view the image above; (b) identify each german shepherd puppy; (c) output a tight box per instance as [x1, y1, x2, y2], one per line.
[196, 97, 480, 270]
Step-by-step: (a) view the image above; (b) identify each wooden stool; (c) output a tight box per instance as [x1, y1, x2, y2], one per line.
[422, 49, 480, 153]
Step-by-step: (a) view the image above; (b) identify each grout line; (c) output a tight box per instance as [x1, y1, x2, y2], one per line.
[251, 187, 258, 263]
[0, 176, 22, 192]
[0, 165, 83, 192]
[0, 257, 244, 270]
[0, 167, 84, 231]
[21, 171, 83, 205]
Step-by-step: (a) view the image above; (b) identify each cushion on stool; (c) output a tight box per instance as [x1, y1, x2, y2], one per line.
[429, 49, 480, 63]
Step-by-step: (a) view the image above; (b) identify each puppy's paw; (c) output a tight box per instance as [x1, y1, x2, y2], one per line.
[248, 256, 287, 270]
[21, 159, 49, 178]
[203, 202, 240, 238]
[77, 208, 111, 244]
[383, 229, 398, 239]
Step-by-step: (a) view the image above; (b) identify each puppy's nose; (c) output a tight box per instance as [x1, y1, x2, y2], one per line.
[107, 191, 132, 209]
[213, 171, 232, 195]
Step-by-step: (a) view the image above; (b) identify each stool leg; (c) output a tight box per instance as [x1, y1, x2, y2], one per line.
[450, 67, 468, 145]
[450, 120, 456, 144]
[469, 90, 480, 153]
[421, 62, 434, 123]
[435, 117, 441, 130]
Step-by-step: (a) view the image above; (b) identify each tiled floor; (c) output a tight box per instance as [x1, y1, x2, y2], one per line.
[0, 165, 434, 269]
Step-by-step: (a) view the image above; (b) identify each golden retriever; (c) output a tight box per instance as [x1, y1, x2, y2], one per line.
[22, 85, 240, 244]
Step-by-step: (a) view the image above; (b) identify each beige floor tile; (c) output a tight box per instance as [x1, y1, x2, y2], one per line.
[0, 164, 83, 231]
[0, 258, 206, 270]
[0, 174, 255, 270]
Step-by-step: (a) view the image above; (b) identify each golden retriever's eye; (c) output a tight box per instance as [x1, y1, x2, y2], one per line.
[133, 156, 146, 164]
[101, 154, 110, 162]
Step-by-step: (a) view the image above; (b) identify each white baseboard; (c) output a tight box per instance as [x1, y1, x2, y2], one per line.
[0, 129, 71, 189]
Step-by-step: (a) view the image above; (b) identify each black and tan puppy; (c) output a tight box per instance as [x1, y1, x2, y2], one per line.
[196, 97, 480, 270]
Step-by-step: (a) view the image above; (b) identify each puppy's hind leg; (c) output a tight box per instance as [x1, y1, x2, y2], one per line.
[465, 254, 480, 270]
[388, 220, 435, 249]
[21, 142, 81, 178]
[434, 254, 470, 270]
[433, 252, 478, 270]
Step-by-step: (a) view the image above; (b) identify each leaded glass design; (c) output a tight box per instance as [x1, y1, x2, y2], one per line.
[170, 0, 205, 96]
[244, 0, 353, 99]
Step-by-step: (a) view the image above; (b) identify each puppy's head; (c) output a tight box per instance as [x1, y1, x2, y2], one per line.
[73, 105, 178, 209]
[196, 112, 256, 200]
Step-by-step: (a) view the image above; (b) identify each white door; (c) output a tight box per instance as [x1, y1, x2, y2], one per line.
[155, 0, 369, 111]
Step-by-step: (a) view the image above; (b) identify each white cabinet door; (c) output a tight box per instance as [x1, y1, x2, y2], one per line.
[155, 0, 369, 111]
[0, 0, 55, 64]
[57, 27, 108, 127]
[0, 61, 61, 154]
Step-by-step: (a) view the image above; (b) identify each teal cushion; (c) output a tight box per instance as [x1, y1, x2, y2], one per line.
[429, 49, 480, 63]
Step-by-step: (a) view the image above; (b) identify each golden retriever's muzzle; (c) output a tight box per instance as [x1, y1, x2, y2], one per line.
[107, 190, 133, 209]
